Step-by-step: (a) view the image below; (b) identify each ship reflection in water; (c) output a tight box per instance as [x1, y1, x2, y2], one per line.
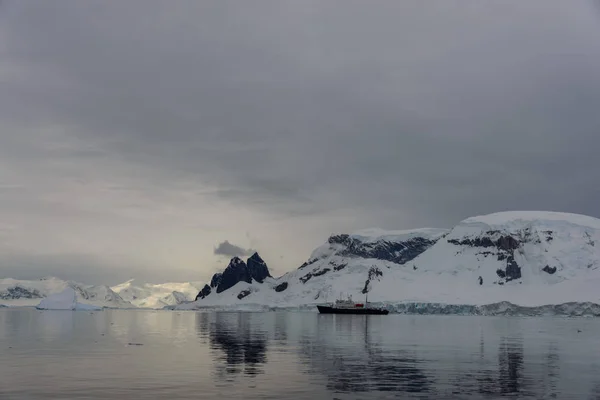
[194, 312, 600, 398]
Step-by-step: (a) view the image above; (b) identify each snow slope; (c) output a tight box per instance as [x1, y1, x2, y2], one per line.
[36, 287, 102, 311]
[111, 280, 202, 309]
[178, 212, 600, 314]
[382, 211, 600, 306]
[0, 277, 133, 308]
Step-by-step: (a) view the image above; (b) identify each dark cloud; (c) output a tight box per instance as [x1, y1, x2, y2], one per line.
[0, 0, 599, 283]
[214, 241, 254, 259]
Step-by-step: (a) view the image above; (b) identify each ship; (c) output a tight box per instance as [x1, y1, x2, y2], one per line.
[317, 294, 389, 315]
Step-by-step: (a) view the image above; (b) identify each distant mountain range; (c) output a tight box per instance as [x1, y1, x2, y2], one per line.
[2, 211, 600, 316]
[0, 277, 203, 309]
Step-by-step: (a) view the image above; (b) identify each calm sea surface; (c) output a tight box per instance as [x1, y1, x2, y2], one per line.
[1, 309, 599, 399]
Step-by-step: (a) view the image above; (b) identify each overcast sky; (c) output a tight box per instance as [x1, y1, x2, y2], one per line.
[1, 0, 600, 285]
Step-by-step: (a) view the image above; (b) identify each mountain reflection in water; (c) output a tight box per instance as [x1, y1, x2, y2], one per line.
[192, 312, 600, 398]
[2, 309, 599, 399]
[196, 312, 268, 376]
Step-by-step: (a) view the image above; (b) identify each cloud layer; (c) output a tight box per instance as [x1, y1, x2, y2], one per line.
[1, 1, 600, 283]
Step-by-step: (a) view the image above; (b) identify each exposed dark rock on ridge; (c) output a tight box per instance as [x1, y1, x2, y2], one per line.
[216, 257, 252, 294]
[210, 273, 222, 288]
[300, 268, 330, 284]
[328, 234, 438, 265]
[247, 253, 271, 283]
[195, 284, 212, 301]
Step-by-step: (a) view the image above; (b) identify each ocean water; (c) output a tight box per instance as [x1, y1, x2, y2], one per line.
[1, 309, 599, 399]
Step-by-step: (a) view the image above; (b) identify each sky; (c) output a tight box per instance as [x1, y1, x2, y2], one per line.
[1, 1, 600, 285]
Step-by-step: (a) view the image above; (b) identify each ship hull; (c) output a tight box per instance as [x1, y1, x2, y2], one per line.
[317, 305, 389, 315]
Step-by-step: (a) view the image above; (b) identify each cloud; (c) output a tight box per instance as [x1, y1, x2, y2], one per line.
[213, 241, 255, 259]
[0, 1, 599, 283]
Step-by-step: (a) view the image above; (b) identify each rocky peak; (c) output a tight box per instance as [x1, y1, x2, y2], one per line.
[328, 234, 351, 245]
[195, 284, 212, 301]
[247, 252, 271, 283]
[216, 257, 252, 293]
[196, 253, 273, 300]
[210, 272, 222, 288]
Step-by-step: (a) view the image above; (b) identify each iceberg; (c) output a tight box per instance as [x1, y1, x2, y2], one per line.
[36, 288, 102, 311]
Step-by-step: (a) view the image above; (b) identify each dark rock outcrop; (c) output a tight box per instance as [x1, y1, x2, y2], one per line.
[216, 257, 252, 294]
[449, 232, 525, 284]
[237, 289, 252, 300]
[329, 234, 439, 265]
[210, 273, 223, 288]
[496, 236, 520, 251]
[195, 284, 212, 301]
[274, 282, 288, 292]
[333, 263, 347, 271]
[542, 265, 557, 274]
[362, 266, 383, 294]
[300, 268, 331, 284]
[247, 252, 271, 283]
[299, 258, 318, 269]
[0, 286, 43, 300]
[505, 256, 521, 281]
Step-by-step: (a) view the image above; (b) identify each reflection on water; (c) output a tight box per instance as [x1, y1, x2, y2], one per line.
[1, 309, 600, 399]
[497, 338, 526, 395]
[196, 312, 268, 376]
[300, 316, 433, 394]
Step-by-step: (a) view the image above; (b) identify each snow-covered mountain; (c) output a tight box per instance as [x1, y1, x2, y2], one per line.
[387, 211, 600, 306]
[111, 279, 203, 309]
[178, 211, 600, 314]
[178, 227, 449, 309]
[0, 277, 133, 308]
[0, 277, 202, 309]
